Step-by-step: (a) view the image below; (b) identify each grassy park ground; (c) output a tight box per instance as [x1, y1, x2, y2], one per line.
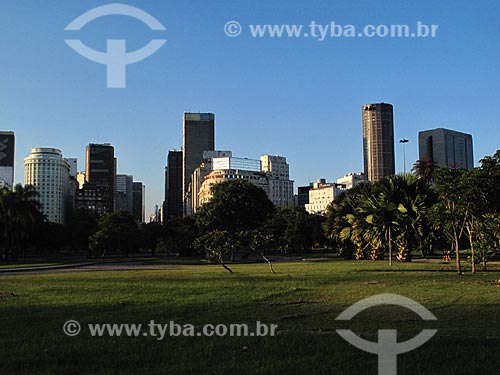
[1, 259, 499, 375]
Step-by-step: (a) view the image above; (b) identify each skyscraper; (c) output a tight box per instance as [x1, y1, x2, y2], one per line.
[132, 182, 145, 223]
[85, 143, 115, 213]
[164, 150, 183, 221]
[0, 131, 15, 189]
[418, 128, 474, 170]
[362, 103, 395, 182]
[116, 174, 133, 214]
[24, 148, 70, 224]
[182, 113, 215, 215]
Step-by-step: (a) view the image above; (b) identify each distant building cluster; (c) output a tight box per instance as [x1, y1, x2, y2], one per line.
[163, 113, 295, 222]
[21, 142, 145, 225]
[2, 102, 476, 224]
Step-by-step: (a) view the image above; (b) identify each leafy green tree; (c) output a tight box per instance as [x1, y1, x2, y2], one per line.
[0, 184, 43, 261]
[89, 211, 139, 258]
[475, 213, 500, 271]
[325, 183, 374, 259]
[195, 180, 275, 234]
[161, 217, 198, 256]
[68, 209, 98, 256]
[193, 230, 239, 273]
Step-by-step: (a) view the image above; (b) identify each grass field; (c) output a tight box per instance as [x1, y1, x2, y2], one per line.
[0, 260, 499, 375]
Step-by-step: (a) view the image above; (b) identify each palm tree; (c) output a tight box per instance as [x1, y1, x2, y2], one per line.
[325, 183, 374, 259]
[0, 184, 43, 261]
[412, 156, 438, 183]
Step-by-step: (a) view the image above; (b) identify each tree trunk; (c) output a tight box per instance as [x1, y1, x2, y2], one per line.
[219, 258, 233, 273]
[469, 233, 476, 274]
[261, 253, 276, 274]
[455, 236, 462, 275]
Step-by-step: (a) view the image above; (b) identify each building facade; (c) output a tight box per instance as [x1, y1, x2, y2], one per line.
[362, 103, 395, 182]
[297, 184, 313, 206]
[75, 184, 109, 216]
[182, 113, 215, 215]
[24, 148, 70, 224]
[115, 174, 133, 214]
[0, 131, 15, 190]
[304, 179, 346, 215]
[260, 155, 294, 207]
[336, 172, 365, 189]
[164, 150, 183, 221]
[85, 143, 115, 214]
[198, 169, 270, 207]
[132, 182, 145, 223]
[418, 128, 474, 170]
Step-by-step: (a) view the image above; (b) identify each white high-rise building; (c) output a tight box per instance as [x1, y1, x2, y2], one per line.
[260, 155, 294, 207]
[305, 179, 347, 215]
[337, 172, 365, 189]
[24, 148, 71, 224]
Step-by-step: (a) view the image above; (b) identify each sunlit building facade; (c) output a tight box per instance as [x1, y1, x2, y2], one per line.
[24, 148, 71, 224]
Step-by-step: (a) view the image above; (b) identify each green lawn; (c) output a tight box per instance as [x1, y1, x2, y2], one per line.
[0, 261, 499, 375]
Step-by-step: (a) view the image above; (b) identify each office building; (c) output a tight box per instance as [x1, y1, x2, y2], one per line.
[116, 174, 133, 214]
[260, 155, 294, 207]
[75, 185, 109, 216]
[182, 113, 215, 215]
[337, 172, 365, 189]
[418, 128, 474, 170]
[362, 103, 395, 182]
[185, 151, 232, 215]
[65, 158, 78, 177]
[193, 153, 294, 211]
[0, 131, 15, 189]
[198, 169, 270, 207]
[24, 148, 71, 224]
[164, 150, 183, 221]
[297, 184, 313, 206]
[305, 179, 347, 215]
[85, 143, 115, 213]
[132, 182, 145, 223]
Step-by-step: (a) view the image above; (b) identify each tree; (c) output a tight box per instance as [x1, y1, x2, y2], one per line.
[68, 209, 99, 256]
[325, 183, 375, 259]
[0, 184, 44, 261]
[434, 168, 467, 274]
[412, 156, 438, 183]
[195, 180, 275, 234]
[193, 230, 239, 273]
[89, 211, 139, 258]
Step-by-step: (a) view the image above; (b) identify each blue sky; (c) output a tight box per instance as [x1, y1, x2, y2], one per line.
[1, 0, 499, 217]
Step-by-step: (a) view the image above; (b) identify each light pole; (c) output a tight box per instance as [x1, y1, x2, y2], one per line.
[399, 139, 409, 174]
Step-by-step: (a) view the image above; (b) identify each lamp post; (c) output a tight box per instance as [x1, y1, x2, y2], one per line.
[399, 139, 409, 174]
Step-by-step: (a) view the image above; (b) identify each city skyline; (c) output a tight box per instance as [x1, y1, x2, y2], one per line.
[2, 0, 499, 218]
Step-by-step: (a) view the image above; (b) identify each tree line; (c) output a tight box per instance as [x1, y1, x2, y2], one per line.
[1, 150, 499, 275]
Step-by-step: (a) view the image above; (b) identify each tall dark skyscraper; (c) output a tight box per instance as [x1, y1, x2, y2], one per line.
[85, 143, 115, 213]
[182, 113, 215, 214]
[0, 131, 15, 189]
[362, 103, 395, 182]
[164, 150, 183, 221]
[132, 182, 145, 223]
[418, 128, 474, 170]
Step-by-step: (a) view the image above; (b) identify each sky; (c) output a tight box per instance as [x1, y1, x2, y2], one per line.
[1, 0, 499, 218]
